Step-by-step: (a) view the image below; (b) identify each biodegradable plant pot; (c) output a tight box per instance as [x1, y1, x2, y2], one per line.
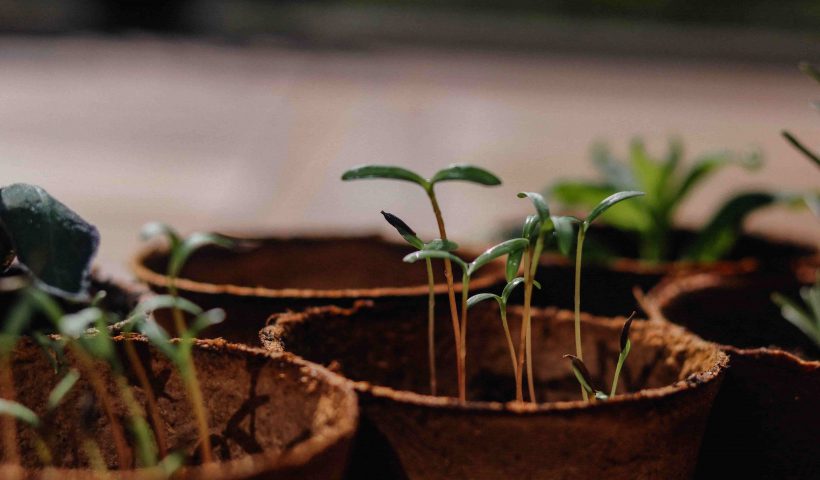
[131, 234, 505, 344]
[648, 271, 820, 479]
[261, 301, 727, 480]
[526, 226, 815, 317]
[3, 337, 358, 480]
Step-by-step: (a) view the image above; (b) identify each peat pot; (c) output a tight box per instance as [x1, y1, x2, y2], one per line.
[0, 337, 358, 480]
[132, 234, 505, 344]
[648, 271, 820, 479]
[526, 226, 815, 317]
[261, 301, 727, 480]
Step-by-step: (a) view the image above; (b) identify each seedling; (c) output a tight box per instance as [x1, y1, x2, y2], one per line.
[772, 275, 820, 349]
[381, 211, 458, 396]
[549, 140, 795, 263]
[343, 164, 501, 401]
[564, 311, 635, 401]
[467, 277, 540, 388]
[404, 238, 528, 400]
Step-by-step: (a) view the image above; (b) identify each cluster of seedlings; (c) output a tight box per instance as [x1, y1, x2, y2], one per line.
[343, 165, 644, 403]
[0, 183, 237, 473]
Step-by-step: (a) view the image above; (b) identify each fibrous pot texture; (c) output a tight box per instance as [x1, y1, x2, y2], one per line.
[132, 234, 504, 344]
[649, 271, 820, 479]
[261, 301, 726, 480]
[3, 337, 358, 480]
[527, 227, 815, 317]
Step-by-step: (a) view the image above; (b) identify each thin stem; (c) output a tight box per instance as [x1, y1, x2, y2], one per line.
[459, 275, 470, 399]
[610, 351, 627, 398]
[112, 375, 157, 467]
[0, 354, 19, 465]
[180, 361, 212, 463]
[574, 228, 589, 402]
[515, 249, 531, 403]
[168, 283, 187, 337]
[426, 188, 465, 402]
[524, 233, 545, 404]
[499, 306, 518, 385]
[123, 340, 168, 457]
[425, 258, 437, 396]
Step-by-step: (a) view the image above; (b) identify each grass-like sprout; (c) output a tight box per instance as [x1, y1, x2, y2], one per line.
[343, 164, 502, 401]
[381, 211, 458, 396]
[467, 277, 540, 389]
[404, 238, 528, 400]
[564, 312, 635, 402]
[772, 274, 820, 349]
[548, 140, 792, 263]
[139, 223, 236, 463]
[782, 62, 820, 169]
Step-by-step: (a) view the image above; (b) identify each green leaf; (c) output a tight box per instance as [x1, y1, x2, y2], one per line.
[620, 312, 636, 352]
[381, 211, 423, 249]
[341, 165, 428, 189]
[184, 309, 226, 340]
[0, 184, 99, 300]
[0, 399, 40, 428]
[772, 293, 820, 348]
[133, 295, 204, 318]
[552, 182, 650, 232]
[423, 239, 459, 252]
[60, 307, 104, 338]
[468, 238, 529, 276]
[140, 222, 181, 251]
[47, 369, 80, 411]
[684, 192, 777, 262]
[552, 216, 578, 256]
[521, 214, 540, 243]
[501, 277, 540, 304]
[584, 191, 645, 229]
[138, 320, 177, 362]
[430, 165, 501, 187]
[467, 293, 500, 309]
[563, 354, 596, 395]
[671, 150, 762, 208]
[629, 140, 664, 198]
[168, 232, 236, 280]
[517, 192, 551, 224]
[800, 283, 820, 322]
[403, 250, 468, 272]
[799, 61, 820, 84]
[505, 248, 523, 282]
[782, 131, 820, 168]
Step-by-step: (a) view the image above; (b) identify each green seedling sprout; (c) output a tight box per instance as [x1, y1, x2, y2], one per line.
[567, 191, 644, 400]
[772, 274, 820, 349]
[343, 164, 501, 401]
[381, 211, 458, 396]
[404, 238, 528, 400]
[467, 277, 540, 390]
[610, 312, 635, 397]
[548, 140, 795, 263]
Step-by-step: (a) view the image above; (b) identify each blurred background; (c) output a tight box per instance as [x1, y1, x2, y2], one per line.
[1, 0, 819, 275]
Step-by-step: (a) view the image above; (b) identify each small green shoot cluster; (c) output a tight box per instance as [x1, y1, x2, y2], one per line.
[344, 165, 644, 403]
[772, 275, 820, 350]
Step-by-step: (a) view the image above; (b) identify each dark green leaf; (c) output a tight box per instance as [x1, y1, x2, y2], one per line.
[381, 211, 423, 249]
[501, 277, 540, 304]
[684, 192, 777, 262]
[563, 354, 596, 395]
[140, 222, 181, 251]
[47, 369, 80, 411]
[468, 238, 529, 276]
[404, 250, 468, 272]
[168, 232, 236, 279]
[505, 247, 523, 282]
[0, 184, 99, 299]
[0, 399, 40, 428]
[521, 214, 540, 243]
[585, 191, 645, 228]
[672, 151, 762, 207]
[552, 216, 578, 256]
[341, 165, 428, 189]
[517, 192, 551, 223]
[423, 239, 459, 252]
[467, 293, 500, 309]
[620, 312, 636, 352]
[430, 165, 501, 187]
[782, 131, 820, 168]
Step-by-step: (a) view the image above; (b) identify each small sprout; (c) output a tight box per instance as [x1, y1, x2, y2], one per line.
[772, 276, 820, 349]
[0, 398, 40, 429]
[611, 312, 637, 397]
[47, 369, 81, 411]
[381, 211, 423, 249]
[620, 311, 635, 352]
[563, 354, 596, 396]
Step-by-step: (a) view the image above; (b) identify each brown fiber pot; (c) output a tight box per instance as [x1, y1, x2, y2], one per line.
[1, 337, 358, 480]
[527, 226, 815, 317]
[647, 271, 820, 479]
[131, 234, 505, 345]
[260, 301, 727, 480]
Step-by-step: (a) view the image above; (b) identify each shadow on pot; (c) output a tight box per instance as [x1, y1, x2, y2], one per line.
[132, 233, 505, 345]
[648, 269, 820, 479]
[4, 337, 358, 480]
[261, 301, 726, 480]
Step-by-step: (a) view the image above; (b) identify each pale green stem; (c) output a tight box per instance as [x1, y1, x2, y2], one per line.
[515, 249, 532, 403]
[499, 305, 518, 383]
[574, 227, 589, 402]
[610, 343, 631, 397]
[180, 356, 212, 463]
[524, 233, 546, 404]
[425, 258, 437, 396]
[459, 274, 470, 398]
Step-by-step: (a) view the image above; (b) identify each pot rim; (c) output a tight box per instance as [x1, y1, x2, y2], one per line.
[7, 337, 359, 479]
[130, 233, 505, 299]
[646, 270, 820, 366]
[263, 301, 728, 417]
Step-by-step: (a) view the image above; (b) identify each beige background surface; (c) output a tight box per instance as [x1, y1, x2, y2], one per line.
[1, 36, 818, 276]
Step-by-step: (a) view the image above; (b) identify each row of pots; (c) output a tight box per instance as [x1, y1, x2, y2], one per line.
[3, 229, 817, 478]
